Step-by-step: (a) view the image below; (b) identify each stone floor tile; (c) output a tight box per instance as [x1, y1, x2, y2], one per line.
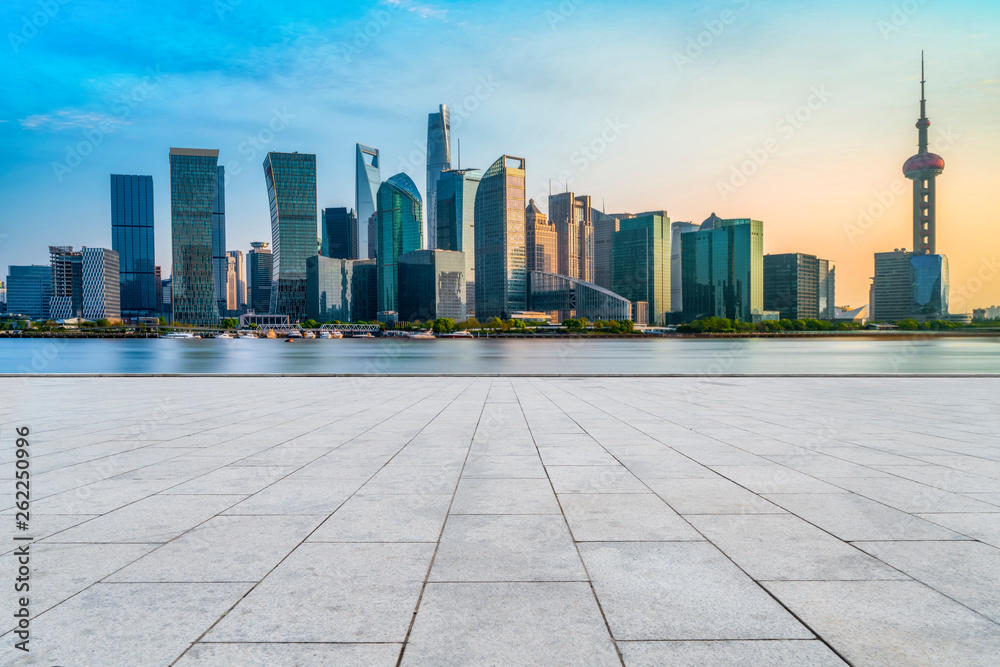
[546, 465, 649, 494]
[649, 478, 786, 514]
[401, 583, 619, 666]
[176, 642, 402, 666]
[309, 493, 451, 542]
[619, 640, 847, 666]
[450, 478, 560, 514]
[580, 542, 812, 640]
[560, 493, 702, 541]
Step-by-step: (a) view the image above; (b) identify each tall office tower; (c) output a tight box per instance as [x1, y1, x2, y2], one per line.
[321, 207, 358, 260]
[48, 246, 83, 319]
[247, 242, 273, 313]
[226, 250, 246, 313]
[549, 192, 594, 282]
[763, 253, 822, 320]
[398, 249, 466, 322]
[110, 174, 156, 318]
[154, 266, 162, 315]
[169, 148, 221, 326]
[818, 259, 836, 319]
[681, 214, 764, 322]
[161, 278, 172, 316]
[593, 210, 620, 290]
[0, 281, 6, 313]
[376, 173, 423, 315]
[526, 200, 557, 274]
[211, 166, 227, 316]
[474, 155, 527, 321]
[611, 211, 671, 326]
[5, 266, 52, 319]
[437, 168, 480, 315]
[426, 104, 452, 250]
[82, 247, 121, 320]
[669, 221, 699, 313]
[264, 152, 317, 321]
[356, 144, 381, 260]
[904, 54, 945, 256]
[306, 256, 378, 323]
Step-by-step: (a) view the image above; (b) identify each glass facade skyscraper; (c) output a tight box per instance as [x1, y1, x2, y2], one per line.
[227, 249, 246, 313]
[611, 211, 671, 326]
[247, 242, 273, 313]
[110, 174, 156, 318]
[436, 168, 480, 315]
[212, 166, 228, 316]
[681, 215, 764, 322]
[321, 207, 358, 260]
[763, 253, 821, 320]
[170, 148, 221, 326]
[669, 221, 699, 313]
[5, 265, 52, 319]
[474, 155, 527, 321]
[426, 104, 451, 250]
[264, 152, 317, 321]
[306, 256, 377, 322]
[593, 209, 621, 290]
[376, 173, 423, 315]
[355, 144, 381, 260]
[397, 249, 466, 322]
[527, 271, 632, 322]
[48, 246, 83, 319]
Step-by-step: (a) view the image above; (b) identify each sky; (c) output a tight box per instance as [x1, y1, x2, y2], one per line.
[1, 0, 999, 311]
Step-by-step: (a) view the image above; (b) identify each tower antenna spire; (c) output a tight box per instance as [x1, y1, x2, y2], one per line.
[920, 50, 927, 120]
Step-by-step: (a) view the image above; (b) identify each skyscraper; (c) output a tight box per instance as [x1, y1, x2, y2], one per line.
[474, 155, 527, 321]
[111, 174, 156, 318]
[306, 256, 377, 323]
[526, 199, 557, 275]
[437, 169, 480, 315]
[48, 246, 83, 319]
[593, 209, 621, 290]
[212, 166, 228, 316]
[355, 144, 381, 260]
[321, 207, 358, 260]
[264, 151, 317, 321]
[82, 247, 121, 321]
[818, 259, 836, 319]
[6, 265, 52, 320]
[763, 253, 822, 320]
[905, 54, 945, 257]
[247, 242, 273, 313]
[681, 214, 764, 322]
[169, 147, 220, 326]
[376, 173, 423, 315]
[154, 265, 162, 315]
[611, 211, 671, 325]
[227, 249, 246, 313]
[426, 104, 452, 250]
[669, 221, 699, 313]
[549, 192, 594, 282]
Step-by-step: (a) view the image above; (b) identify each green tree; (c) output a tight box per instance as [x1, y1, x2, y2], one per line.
[221, 317, 240, 329]
[488, 317, 504, 330]
[433, 318, 457, 333]
[301, 319, 319, 329]
[898, 318, 920, 331]
[95, 319, 111, 328]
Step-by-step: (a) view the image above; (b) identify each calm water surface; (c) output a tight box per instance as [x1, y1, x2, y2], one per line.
[2, 337, 999, 374]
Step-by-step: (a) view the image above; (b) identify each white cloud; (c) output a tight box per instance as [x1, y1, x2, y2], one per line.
[19, 110, 130, 132]
[383, 0, 448, 21]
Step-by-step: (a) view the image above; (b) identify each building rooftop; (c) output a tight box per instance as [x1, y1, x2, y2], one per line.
[4, 376, 999, 664]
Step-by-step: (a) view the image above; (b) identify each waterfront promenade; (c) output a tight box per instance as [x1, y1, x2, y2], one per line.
[2, 376, 999, 665]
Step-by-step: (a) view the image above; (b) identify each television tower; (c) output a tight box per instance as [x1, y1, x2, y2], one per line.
[902, 52, 945, 255]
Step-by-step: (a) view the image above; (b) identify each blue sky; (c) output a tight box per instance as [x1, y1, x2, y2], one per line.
[1, 0, 999, 308]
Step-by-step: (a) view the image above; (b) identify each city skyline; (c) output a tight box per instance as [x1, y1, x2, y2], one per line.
[2, 1, 999, 310]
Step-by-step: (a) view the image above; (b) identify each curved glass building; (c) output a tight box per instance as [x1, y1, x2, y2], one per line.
[376, 173, 423, 315]
[355, 144, 381, 260]
[426, 105, 451, 250]
[474, 156, 527, 321]
[527, 271, 632, 322]
[437, 168, 480, 315]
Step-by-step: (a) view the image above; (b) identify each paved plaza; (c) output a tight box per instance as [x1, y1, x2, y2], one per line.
[2, 376, 1000, 665]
